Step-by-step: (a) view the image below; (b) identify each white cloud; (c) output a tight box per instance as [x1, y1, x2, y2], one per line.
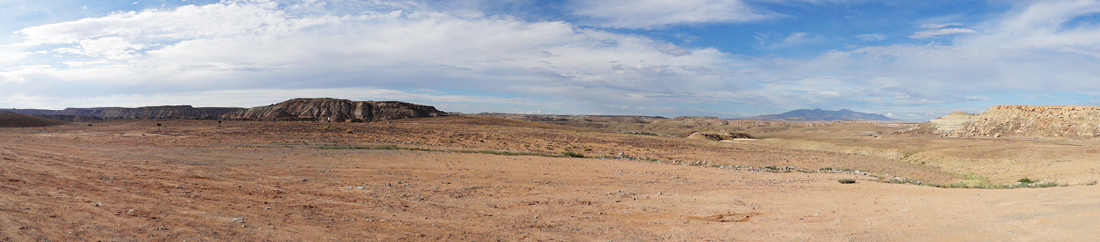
[8, 0, 1100, 121]
[856, 33, 886, 41]
[0, 0, 735, 116]
[571, 0, 777, 29]
[919, 22, 963, 29]
[0, 51, 28, 62]
[909, 28, 975, 39]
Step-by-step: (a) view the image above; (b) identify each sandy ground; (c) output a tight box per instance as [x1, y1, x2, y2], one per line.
[2, 119, 1099, 241]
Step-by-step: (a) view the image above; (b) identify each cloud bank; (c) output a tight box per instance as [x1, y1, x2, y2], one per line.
[4, 0, 1100, 121]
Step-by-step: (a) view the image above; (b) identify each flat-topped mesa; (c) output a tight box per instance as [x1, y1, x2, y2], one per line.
[225, 98, 448, 122]
[915, 105, 1100, 138]
[53, 105, 243, 119]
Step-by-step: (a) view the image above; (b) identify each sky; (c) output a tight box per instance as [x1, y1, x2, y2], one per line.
[3, 0, 1100, 121]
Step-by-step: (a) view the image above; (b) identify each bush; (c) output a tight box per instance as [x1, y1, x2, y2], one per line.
[562, 151, 585, 158]
[1017, 177, 1034, 184]
[838, 179, 856, 184]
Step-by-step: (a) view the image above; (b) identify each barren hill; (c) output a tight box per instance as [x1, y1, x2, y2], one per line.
[225, 98, 448, 122]
[913, 105, 1100, 138]
[0, 111, 68, 127]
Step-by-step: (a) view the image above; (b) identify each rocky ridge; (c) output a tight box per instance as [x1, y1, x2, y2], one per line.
[225, 98, 448, 122]
[914, 105, 1100, 138]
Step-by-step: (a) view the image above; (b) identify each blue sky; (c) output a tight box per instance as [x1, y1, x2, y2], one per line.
[3, 0, 1100, 121]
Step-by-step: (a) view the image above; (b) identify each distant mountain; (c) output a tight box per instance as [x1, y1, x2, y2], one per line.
[743, 109, 899, 122]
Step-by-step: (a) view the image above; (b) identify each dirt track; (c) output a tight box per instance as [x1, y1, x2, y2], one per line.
[2, 119, 1099, 241]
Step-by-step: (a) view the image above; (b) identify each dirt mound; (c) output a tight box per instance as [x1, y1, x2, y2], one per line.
[0, 112, 68, 127]
[226, 98, 447, 122]
[680, 131, 755, 141]
[914, 105, 1100, 138]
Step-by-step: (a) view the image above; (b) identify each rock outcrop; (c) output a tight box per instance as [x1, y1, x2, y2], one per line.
[225, 98, 448, 122]
[3, 106, 243, 120]
[679, 131, 755, 141]
[909, 111, 979, 134]
[913, 105, 1100, 138]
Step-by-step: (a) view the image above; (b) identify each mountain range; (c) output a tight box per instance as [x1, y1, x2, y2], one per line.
[744, 109, 899, 122]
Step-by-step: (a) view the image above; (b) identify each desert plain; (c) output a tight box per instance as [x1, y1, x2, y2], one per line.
[3, 116, 1100, 241]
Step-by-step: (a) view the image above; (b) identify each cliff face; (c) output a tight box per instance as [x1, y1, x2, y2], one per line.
[915, 105, 1100, 138]
[4, 106, 243, 119]
[225, 98, 447, 122]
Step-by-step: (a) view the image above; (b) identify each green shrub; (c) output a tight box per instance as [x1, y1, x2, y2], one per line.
[838, 179, 856, 184]
[562, 151, 585, 158]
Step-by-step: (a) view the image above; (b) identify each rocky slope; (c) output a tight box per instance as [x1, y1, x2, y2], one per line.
[913, 105, 1100, 138]
[225, 98, 448, 122]
[3, 106, 243, 120]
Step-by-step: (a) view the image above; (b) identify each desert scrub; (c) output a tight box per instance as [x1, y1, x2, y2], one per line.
[562, 151, 585, 158]
[838, 179, 857, 184]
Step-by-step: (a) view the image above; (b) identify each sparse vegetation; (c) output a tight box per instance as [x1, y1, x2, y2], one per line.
[1017, 177, 1034, 184]
[562, 151, 585, 158]
[838, 179, 856, 184]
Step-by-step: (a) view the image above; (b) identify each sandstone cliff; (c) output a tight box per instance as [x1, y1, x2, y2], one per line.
[913, 105, 1100, 138]
[225, 98, 447, 122]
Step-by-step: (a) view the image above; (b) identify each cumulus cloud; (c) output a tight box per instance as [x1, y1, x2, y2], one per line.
[747, 0, 1100, 120]
[0, 0, 734, 115]
[571, 0, 777, 29]
[7, 0, 1100, 121]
